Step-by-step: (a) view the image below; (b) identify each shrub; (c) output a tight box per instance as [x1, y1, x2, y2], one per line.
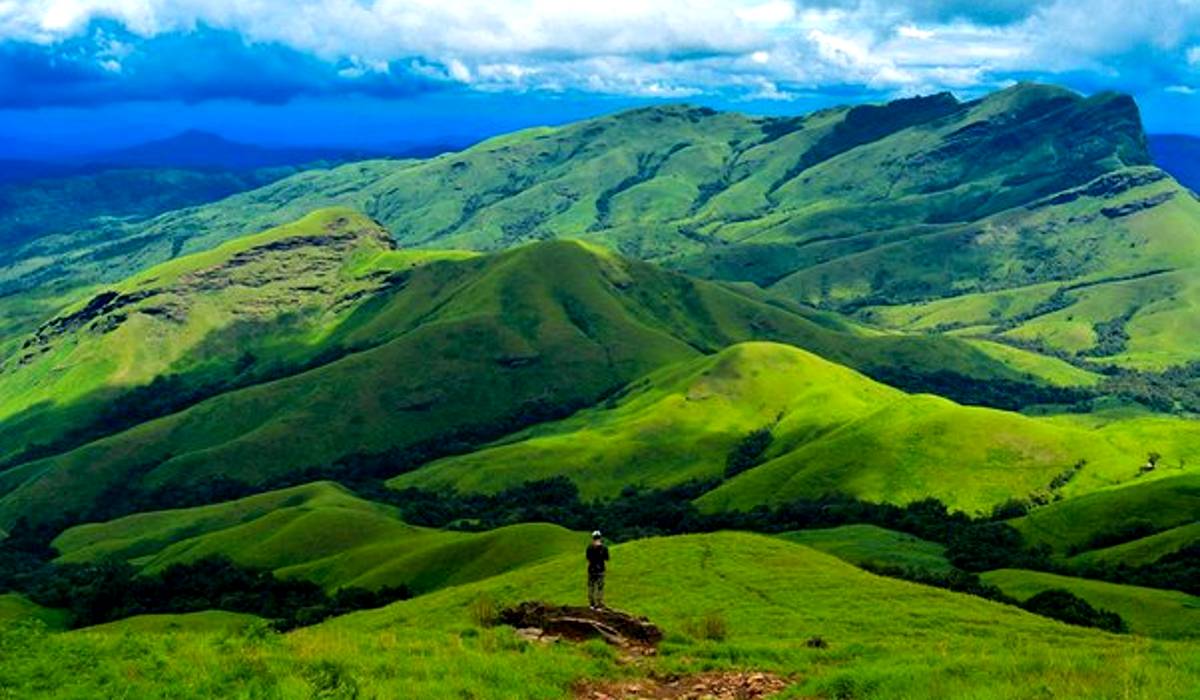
[468, 594, 499, 628]
[724, 428, 774, 478]
[1019, 589, 1127, 634]
[684, 611, 728, 641]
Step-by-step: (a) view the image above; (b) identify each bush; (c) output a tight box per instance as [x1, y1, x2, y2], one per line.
[1019, 589, 1127, 634]
[724, 428, 774, 478]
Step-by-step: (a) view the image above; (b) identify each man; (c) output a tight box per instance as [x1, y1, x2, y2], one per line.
[586, 530, 610, 610]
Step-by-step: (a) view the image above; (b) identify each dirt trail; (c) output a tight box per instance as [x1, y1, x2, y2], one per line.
[573, 671, 791, 699]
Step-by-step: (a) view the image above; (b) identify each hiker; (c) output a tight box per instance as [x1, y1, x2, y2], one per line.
[586, 530, 610, 610]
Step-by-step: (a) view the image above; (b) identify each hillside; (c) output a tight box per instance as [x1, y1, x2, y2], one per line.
[981, 568, 1200, 639]
[3, 84, 1195, 376]
[53, 482, 584, 594]
[0, 208, 425, 465]
[1, 230, 1053, 527]
[393, 341, 1200, 513]
[6, 533, 1197, 699]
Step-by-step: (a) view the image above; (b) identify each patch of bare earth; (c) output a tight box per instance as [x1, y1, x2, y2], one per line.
[573, 671, 791, 699]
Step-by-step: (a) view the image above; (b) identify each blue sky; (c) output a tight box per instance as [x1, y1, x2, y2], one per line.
[1, 1, 1197, 157]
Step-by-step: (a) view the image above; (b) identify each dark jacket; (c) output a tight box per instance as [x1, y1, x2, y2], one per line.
[586, 542, 609, 576]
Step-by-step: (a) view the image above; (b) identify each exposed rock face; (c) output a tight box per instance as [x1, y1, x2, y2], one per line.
[498, 601, 663, 650]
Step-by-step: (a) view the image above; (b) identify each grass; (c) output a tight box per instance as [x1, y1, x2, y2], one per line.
[0, 593, 69, 630]
[389, 339, 1200, 516]
[1012, 473, 1200, 555]
[0, 236, 1045, 529]
[981, 568, 1200, 640]
[3, 532, 1198, 699]
[1069, 522, 1200, 568]
[778, 524, 953, 573]
[54, 481, 586, 594]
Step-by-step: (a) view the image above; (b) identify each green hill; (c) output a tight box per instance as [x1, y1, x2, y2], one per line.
[1012, 472, 1200, 555]
[390, 342, 902, 498]
[5, 84, 1194, 376]
[53, 481, 584, 594]
[0, 593, 69, 630]
[0, 230, 1048, 527]
[982, 568, 1200, 640]
[6, 533, 1197, 699]
[392, 341, 1200, 513]
[778, 524, 952, 573]
[1069, 522, 1200, 568]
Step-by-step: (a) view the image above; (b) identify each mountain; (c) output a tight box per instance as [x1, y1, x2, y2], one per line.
[1, 220, 1048, 527]
[81, 130, 406, 172]
[3, 84, 1196, 375]
[1149, 134, 1200, 193]
[0, 165, 305, 252]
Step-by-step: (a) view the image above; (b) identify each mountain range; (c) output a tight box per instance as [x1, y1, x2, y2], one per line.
[1, 82, 1198, 698]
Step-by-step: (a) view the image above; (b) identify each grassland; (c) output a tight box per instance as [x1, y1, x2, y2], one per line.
[1012, 473, 1200, 555]
[778, 524, 952, 573]
[0, 593, 69, 630]
[3, 532, 1198, 699]
[391, 340, 1199, 515]
[0, 234, 1049, 528]
[981, 568, 1200, 640]
[54, 482, 585, 594]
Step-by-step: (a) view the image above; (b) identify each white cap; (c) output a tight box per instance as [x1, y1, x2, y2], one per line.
[591, 530, 602, 538]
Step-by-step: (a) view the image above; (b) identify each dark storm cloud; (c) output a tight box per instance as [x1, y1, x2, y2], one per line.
[0, 23, 447, 109]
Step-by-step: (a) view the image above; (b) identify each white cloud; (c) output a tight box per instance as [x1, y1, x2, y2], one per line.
[1166, 84, 1196, 94]
[0, 0, 1197, 101]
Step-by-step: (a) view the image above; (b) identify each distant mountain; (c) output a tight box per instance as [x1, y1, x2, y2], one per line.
[6, 83, 1198, 374]
[79, 130, 407, 172]
[1150, 134, 1200, 193]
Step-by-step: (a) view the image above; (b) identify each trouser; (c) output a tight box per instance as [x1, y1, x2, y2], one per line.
[588, 572, 605, 608]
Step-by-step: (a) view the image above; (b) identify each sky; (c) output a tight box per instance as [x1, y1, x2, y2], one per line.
[0, 0, 1198, 158]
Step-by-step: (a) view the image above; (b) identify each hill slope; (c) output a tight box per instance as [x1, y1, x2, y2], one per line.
[4, 84, 1193, 375]
[7, 533, 1198, 698]
[393, 341, 1200, 513]
[53, 482, 583, 594]
[1, 232, 1045, 527]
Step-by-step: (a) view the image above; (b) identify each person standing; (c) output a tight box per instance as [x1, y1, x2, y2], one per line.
[586, 530, 610, 610]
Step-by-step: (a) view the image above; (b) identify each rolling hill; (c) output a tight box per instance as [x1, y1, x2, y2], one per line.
[393, 341, 1200, 513]
[6, 533, 1197, 699]
[53, 482, 584, 594]
[2, 84, 1195, 376]
[2, 227, 1054, 527]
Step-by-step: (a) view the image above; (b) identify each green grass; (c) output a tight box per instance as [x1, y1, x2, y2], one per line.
[1012, 473, 1200, 555]
[3, 532, 1197, 699]
[394, 339, 1200, 515]
[0, 237, 1044, 528]
[75, 610, 266, 635]
[981, 568, 1200, 640]
[0, 593, 69, 630]
[54, 481, 586, 594]
[1069, 522, 1200, 568]
[778, 524, 952, 573]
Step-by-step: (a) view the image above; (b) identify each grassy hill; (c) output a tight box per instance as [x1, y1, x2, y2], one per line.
[4, 532, 1198, 699]
[53, 481, 585, 594]
[392, 341, 1199, 513]
[1012, 472, 1200, 555]
[778, 524, 952, 573]
[0, 593, 69, 630]
[4, 84, 1193, 375]
[0, 230, 1056, 527]
[982, 568, 1200, 640]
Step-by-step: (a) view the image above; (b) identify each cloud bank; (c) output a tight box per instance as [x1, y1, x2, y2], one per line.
[0, 0, 1196, 107]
